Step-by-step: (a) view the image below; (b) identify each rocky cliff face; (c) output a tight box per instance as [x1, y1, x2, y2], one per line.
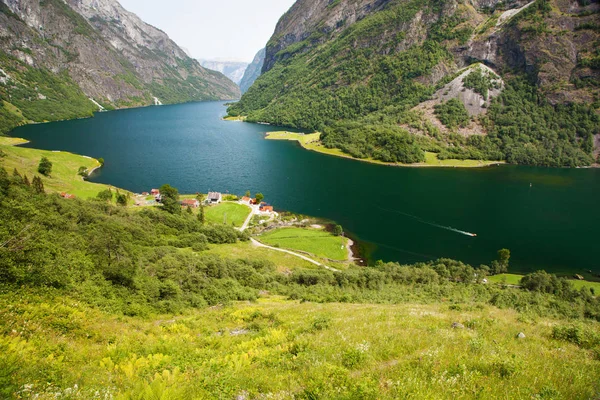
[240, 48, 265, 93]
[0, 0, 239, 133]
[263, 0, 392, 73]
[261, 0, 598, 103]
[199, 60, 249, 85]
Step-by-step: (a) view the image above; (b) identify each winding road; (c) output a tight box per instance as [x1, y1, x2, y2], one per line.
[237, 201, 340, 272]
[249, 238, 339, 272]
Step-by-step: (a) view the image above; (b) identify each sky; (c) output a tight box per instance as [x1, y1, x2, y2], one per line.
[118, 0, 296, 63]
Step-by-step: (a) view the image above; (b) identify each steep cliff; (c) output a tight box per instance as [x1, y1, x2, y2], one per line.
[230, 0, 599, 167]
[199, 60, 248, 85]
[0, 0, 239, 134]
[240, 48, 265, 94]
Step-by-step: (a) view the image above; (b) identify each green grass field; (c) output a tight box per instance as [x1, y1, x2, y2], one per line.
[205, 202, 251, 227]
[0, 136, 114, 199]
[203, 241, 320, 271]
[265, 131, 503, 168]
[258, 227, 348, 261]
[487, 274, 524, 285]
[488, 274, 600, 292]
[2, 290, 598, 399]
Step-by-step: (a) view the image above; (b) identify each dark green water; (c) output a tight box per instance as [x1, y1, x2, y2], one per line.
[11, 101, 600, 276]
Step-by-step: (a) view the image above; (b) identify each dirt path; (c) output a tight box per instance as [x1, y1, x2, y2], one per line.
[250, 238, 339, 272]
[239, 204, 256, 231]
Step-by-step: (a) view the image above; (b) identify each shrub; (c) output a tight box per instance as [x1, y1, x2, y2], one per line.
[37, 157, 52, 176]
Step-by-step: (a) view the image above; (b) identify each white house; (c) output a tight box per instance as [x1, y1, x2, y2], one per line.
[207, 192, 222, 204]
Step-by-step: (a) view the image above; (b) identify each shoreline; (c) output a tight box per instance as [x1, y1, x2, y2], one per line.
[263, 131, 505, 169]
[2, 136, 599, 284]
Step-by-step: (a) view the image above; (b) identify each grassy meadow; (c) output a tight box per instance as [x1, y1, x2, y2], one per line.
[203, 240, 320, 271]
[265, 131, 503, 168]
[0, 136, 114, 199]
[2, 290, 599, 399]
[258, 227, 348, 261]
[489, 273, 600, 292]
[205, 202, 251, 227]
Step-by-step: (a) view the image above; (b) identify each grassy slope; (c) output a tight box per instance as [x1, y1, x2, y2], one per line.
[203, 241, 321, 271]
[489, 273, 600, 292]
[2, 291, 598, 399]
[0, 137, 113, 199]
[205, 202, 251, 227]
[258, 227, 348, 261]
[266, 131, 503, 168]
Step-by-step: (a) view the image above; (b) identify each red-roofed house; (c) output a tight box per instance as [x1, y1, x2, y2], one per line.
[241, 196, 251, 204]
[181, 199, 200, 208]
[259, 203, 274, 213]
[151, 189, 160, 195]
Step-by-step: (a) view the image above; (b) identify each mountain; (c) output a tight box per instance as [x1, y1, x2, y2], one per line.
[229, 0, 600, 167]
[239, 48, 266, 94]
[0, 0, 240, 134]
[199, 59, 249, 85]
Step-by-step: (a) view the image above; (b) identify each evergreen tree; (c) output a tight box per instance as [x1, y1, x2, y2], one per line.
[32, 176, 44, 194]
[160, 184, 180, 214]
[0, 167, 9, 196]
[198, 205, 206, 225]
[23, 175, 30, 186]
[116, 193, 128, 206]
[186, 205, 193, 215]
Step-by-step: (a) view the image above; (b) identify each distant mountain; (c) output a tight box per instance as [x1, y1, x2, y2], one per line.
[229, 0, 599, 167]
[0, 0, 240, 134]
[239, 48, 265, 94]
[199, 60, 249, 85]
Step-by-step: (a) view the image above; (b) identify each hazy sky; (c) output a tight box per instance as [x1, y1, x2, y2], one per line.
[118, 0, 296, 62]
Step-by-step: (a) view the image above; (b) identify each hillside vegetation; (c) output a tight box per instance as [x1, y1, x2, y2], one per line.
[1, 158, 600, 397]
[229, 0, 600, 167]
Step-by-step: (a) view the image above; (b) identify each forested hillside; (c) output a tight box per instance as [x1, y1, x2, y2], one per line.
[229, 0, 600, 167]
[0, 0, 239, 135]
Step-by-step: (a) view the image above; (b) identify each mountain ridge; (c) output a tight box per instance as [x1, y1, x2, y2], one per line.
[0, 0, 240, 134]
[230, 0, 599, 167]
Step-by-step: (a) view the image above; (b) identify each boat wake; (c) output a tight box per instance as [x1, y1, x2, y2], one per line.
[378, 206, 477, 237]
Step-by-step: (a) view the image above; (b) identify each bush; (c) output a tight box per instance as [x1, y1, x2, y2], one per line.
[37, 157, 52, 176]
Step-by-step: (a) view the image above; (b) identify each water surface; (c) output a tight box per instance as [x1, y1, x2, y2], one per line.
[12, 101, 600, 276]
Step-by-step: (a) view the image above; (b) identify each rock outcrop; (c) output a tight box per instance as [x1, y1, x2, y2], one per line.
[239, 48, 265, 94]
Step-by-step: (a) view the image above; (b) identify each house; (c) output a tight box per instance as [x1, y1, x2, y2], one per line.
[181, 199, 200, 208]
[207, 192, 222, 204]
[60, 192, 76, 199]
[259, 203, 274, 213]
[151, 189, 160, 196]
[241, 196, 251, 204]
[142, 192, 149, 196]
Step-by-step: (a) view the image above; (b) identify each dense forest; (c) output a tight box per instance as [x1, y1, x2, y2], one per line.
[228, 0, 600, 167]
